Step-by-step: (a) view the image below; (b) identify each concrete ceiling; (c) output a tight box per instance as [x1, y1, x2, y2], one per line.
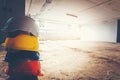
[26, 0, 120, 25]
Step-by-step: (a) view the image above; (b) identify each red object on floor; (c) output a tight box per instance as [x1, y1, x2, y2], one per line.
[5, 60, 44, 76]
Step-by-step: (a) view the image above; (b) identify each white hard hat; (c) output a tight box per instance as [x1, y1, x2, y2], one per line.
[1, 16, 39, 36]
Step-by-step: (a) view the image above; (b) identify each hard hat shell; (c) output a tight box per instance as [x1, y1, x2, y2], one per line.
[2, 16, 39, 36]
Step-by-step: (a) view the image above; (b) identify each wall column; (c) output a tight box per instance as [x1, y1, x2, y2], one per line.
[0, 0, 25, 43]
[117, 20, 120, 42]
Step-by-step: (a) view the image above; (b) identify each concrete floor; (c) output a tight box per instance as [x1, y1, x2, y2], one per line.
[40, 40, 120, 80]
[0, 40, 120, 80]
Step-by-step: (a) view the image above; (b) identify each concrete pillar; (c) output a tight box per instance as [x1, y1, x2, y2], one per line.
[0, 0, 25, 43]
[117, 20, 120, 42]
[46, 0, 52, 3]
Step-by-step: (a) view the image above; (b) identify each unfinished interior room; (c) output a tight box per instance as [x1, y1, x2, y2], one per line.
[0, 0, 120, 80]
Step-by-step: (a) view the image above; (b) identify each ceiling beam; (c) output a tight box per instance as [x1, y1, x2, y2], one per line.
[46, 0, 52, 3]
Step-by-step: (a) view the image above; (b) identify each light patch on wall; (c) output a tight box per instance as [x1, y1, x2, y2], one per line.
[33, 18, 81, 40]
[80, 20, 117, 42]
[80, 26, 97, 41]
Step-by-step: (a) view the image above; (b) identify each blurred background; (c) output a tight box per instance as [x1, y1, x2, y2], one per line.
[0, 0, 120, 80]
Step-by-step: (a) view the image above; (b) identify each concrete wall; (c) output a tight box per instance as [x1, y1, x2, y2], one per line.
[38, 21, 80, 40]
[36, 0, 118, 42]
[38, 19, 117, 42]
[80, 20, 117, 42]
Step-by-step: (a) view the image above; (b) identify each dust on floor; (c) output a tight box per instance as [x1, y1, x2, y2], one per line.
[0, 40, 120, 80]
